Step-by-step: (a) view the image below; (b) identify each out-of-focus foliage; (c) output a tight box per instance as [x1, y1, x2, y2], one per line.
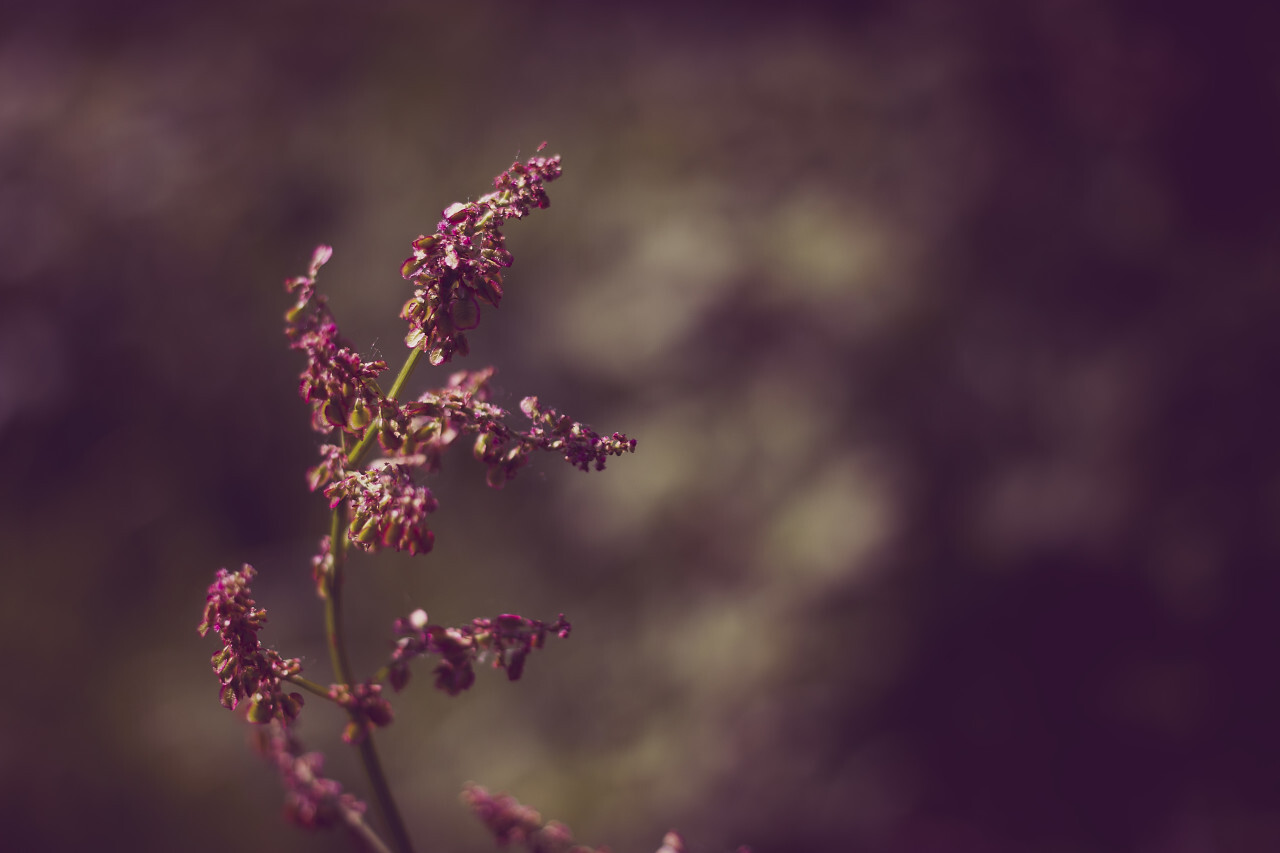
[2, 1, 1279, 851]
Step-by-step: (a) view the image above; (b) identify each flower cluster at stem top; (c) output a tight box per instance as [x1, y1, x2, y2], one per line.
[284, 150, 633, 562]
[399, 146, 562, 366]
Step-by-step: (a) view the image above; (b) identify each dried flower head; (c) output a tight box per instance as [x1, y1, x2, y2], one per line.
[323, 463, 439, 555]
[193, 148, 724, 853]
[387, 610, 572, 695]
[197, 565, 304, 725]
[399, 146, 563, 365]
[284, 245, 389, 436]
[461, 785, 724, 853]
[253, 721, 368, 831]
[328, 680, 394, 744]
[461, 784, 605, 853]
[389, 368, 637, 489]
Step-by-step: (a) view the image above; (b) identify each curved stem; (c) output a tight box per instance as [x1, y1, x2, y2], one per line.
[322, 345, 426, 853]
[323, 507, 416, 853]
[385, 345, 424, 402]
[324, 507, 353, 679]
[355, 736, 413, 853]
[354, 731, 414, 853]
[283, 674, 336, 701]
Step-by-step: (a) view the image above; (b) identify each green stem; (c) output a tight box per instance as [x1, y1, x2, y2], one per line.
[346, 816, 396, 853]
[355, 736, 412, 852]
[283, 674, 336, 701]
[324, 510, 416, 853]
[322, 345, 426, 853]
[323, 507, 353, 683]
[385, 345, 424, 402]
[348, 346, 424, 468]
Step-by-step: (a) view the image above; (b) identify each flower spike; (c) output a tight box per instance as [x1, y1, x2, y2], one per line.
[399, 152, 562, 365]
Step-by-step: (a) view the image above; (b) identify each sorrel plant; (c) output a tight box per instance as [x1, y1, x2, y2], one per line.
[197, 147, 730, 853]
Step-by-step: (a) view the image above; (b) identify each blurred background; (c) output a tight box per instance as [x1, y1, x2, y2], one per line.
[2, 1, 1279, 851]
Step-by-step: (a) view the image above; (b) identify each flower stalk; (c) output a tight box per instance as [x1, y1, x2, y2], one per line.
[197, 147, 725, 853]
[321, 346, 427, 853]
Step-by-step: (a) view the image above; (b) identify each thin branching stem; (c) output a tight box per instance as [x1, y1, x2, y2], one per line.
[323, 346, 424, 853]
[346, 812, 397, 853]
[283, 674, 335, 701]
[347, 346, 424, 468]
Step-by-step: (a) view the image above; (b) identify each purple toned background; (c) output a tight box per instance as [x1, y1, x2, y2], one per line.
[3, 1, 1279, 851]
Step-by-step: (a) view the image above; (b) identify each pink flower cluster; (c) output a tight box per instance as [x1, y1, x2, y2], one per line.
[284, 192, 634, 563]
[329, 680, 394, 744]
[203, 567, 374, 830]
[253, 722, 368, 831]
[462, 784, 606, 853]
[193, 150, 745, 853]
[284, 245, 389, 436]
[462, 786, 732, 853]
[324, 463, 439, 555]
[197, 565, 303, 725]
[397, 368, 637, 489]
[296, 364, 634, 561]
[387, 609, 572, 695]
[399, 146, 563, 366]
